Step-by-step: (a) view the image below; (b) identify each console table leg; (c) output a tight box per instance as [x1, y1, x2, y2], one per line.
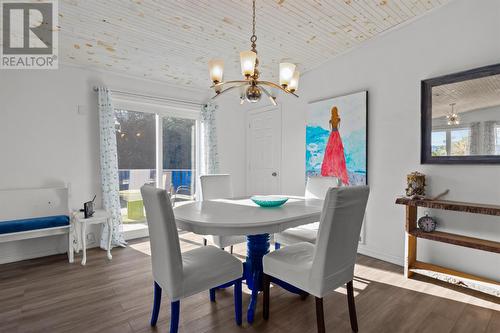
[405, 233, 416, 278]
[81, 222, 87, 266]
[405, 206, 417, 278]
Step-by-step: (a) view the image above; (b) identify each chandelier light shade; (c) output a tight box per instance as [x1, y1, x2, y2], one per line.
[208, 0, 299, 105]
[288, 70, 300, 92]
[279, 62, 296, 88]
[240, 51, 257, 77]
[208, 59, 224, 84]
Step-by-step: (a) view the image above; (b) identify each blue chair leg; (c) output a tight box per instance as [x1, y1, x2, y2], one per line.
[151, 282, 162, 326]
[209, 288, 216, 302]
[275, 242, 281, 250]
[234, 279, 242, 326]
[170, 300, 180, 333]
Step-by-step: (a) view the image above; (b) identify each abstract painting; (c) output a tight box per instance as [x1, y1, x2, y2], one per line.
[306, 91, 367, 186]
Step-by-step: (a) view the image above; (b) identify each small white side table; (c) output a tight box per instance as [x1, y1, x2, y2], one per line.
[72, 209, 112, 266]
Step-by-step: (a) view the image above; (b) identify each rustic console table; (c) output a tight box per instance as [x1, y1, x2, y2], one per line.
[395, 197, 500, 296]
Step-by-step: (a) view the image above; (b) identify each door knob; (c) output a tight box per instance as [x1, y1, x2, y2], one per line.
[272, 172, 278, 177]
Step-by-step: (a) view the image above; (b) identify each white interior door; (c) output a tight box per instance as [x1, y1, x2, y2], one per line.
[246, 106, 282, 195]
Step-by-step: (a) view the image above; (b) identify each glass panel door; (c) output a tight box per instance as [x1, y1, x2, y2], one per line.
[162, 116, 197, 204]
[115, 109, 156, 223]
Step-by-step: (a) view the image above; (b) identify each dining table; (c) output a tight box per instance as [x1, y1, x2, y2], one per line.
[173, 196, 324, 323]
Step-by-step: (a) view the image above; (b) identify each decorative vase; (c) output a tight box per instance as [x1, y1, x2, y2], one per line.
[405, 171, 426, 198]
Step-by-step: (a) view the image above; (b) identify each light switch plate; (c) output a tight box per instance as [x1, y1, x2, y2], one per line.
[77, 105, 88, 115]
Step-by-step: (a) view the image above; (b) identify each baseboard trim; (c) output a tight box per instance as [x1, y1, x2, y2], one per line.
[124, 226, 149, 241]
[357, 245, 403, 267]
[0, 248, 66, 265]
[1, 231, 401, 268]
[0, 235, 99, 265]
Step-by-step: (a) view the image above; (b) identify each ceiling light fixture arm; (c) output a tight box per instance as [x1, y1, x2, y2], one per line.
[210, 80, 249, 89]
[258, 80, 299, 98]
[210, 83, 249, 100]
[260, 85, 277, 106]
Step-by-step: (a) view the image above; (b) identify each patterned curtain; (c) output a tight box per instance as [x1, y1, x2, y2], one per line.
[483, 121, 497, 155]
[97, 87, 126, 249]
[469, 122, 480, 155]
[200, 101, 220, 174]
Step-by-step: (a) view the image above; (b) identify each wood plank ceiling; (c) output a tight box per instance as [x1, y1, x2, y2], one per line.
[432, 74, 500, 117]
[59, 0, 449, 89]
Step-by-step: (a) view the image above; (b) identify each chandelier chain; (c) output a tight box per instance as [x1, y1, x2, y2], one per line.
[251, 0, 257, 44]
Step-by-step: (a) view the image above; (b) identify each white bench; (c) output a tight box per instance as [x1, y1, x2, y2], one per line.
[0, 185, 74, 263]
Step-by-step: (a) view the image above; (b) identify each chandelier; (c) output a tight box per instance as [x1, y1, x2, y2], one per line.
[446, 103, 460, 125]
[207, 0, 299, 105]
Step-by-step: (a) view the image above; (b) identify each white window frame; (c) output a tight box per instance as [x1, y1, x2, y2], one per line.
[495, 124, 500, 155]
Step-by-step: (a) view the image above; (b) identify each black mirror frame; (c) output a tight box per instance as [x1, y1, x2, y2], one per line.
[421, 63, 500, 164]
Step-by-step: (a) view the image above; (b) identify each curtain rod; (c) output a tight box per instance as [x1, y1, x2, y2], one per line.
[92, 87, 203, 107]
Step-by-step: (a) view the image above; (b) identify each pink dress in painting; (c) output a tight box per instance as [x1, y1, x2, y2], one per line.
[321, 106, 349, 185]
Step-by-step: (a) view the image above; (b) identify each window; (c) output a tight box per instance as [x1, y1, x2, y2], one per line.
[115, 109, 198, 224]
[162, 117, 197, 199]
[431, 127, 471, 156]
[450, 128, 470, 156]
[431, 130, 446, 156]
[496, 125, 500, 155]
[115, 110, 156, 223]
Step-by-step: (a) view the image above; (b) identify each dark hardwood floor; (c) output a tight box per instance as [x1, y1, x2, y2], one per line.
[1, 233, 498, 333]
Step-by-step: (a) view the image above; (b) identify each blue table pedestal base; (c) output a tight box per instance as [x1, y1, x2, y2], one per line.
[212, 233, 306, 324]
[243, 233, 306, 324]
[243, 234, 270, 323]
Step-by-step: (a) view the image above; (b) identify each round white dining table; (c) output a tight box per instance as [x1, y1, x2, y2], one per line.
[173, 196, 323, 324]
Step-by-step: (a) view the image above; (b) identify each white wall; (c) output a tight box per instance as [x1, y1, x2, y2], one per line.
[248, 0, 500, 279]
[0, 65, 245, 263]
[212, 93, 248, 197]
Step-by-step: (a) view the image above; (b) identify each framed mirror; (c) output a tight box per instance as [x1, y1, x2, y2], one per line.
[421, 64, 500, 164]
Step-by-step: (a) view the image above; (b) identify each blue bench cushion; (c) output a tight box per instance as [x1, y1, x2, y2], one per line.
[0, 215, 70, 234]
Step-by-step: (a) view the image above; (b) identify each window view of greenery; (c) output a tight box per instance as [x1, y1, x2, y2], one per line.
[431, 131, 446, 156]
[450, 128, 470, 156]
[431, 128, 470, 156]
[115, 110, 156, 223]
[115, 110, 156, 170]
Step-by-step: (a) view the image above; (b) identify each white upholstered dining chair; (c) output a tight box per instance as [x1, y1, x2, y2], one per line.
[200, 174, 246, 253]
[263, 186, 369, 333]
[141, 185, 243, 333]
[274, 176, 339, 249]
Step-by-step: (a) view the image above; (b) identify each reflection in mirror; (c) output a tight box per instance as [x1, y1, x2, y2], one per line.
[431, 74, 500, 157]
